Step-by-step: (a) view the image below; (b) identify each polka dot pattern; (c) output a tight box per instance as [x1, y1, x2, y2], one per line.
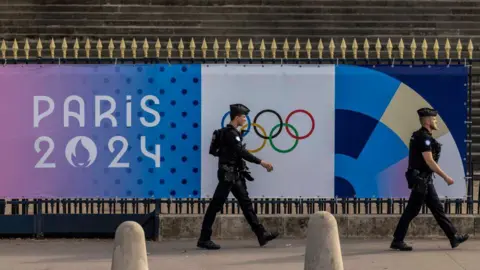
[72, 64, 201, 199]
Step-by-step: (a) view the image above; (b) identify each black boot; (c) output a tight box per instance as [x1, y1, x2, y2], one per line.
[197, 239, 221, 250]
[197, 229, 221, 250]
[450, 233, 469, 249]
[390, 240, 413, 251]
[256, 230, 279, 247]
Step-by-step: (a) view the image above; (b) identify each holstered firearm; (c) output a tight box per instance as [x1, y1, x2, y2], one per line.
[405, 168, 431, 194]
[240, 160, 255, 181]
[220, 164, 240, 183]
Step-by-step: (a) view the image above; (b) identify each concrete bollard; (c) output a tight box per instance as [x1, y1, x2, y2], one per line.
[304, 211, 344, 270]
[111, 221, 149, 270]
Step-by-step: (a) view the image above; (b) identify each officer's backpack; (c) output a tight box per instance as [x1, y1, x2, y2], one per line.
[209, 128, 225, 157]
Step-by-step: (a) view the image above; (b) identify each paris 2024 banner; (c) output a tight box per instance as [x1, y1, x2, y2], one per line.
[0, 64, 467, 199]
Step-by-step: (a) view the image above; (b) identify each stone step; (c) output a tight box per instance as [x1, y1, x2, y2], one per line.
[3, 5, 480, 15]
[5, 19, 480, 30]
[4, 13, 480, 22]
[3, 0, 480, 8]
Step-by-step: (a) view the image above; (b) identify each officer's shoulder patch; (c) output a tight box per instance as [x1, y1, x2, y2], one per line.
[235, 136, 241, 141]
[425, 139, 431, 146]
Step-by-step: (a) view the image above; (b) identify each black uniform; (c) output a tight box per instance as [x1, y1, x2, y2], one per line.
[391, 108, 468, 251]
[197, 104, 278, 250]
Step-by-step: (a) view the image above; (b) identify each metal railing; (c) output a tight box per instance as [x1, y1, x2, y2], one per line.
[0, 35, 476, 217]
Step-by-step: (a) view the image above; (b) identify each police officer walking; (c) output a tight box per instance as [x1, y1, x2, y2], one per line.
[390, 108, 469, 251]
[197, 103, 279, 250]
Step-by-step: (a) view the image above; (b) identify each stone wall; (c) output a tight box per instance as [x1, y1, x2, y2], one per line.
[158, 214, 477, 240]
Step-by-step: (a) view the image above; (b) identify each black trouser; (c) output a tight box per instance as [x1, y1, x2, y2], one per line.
[199, 170, 264, 241]
[393, 182, 457, 241]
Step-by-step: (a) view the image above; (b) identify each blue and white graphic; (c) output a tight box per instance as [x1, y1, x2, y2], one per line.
[0, 63, 468, 199]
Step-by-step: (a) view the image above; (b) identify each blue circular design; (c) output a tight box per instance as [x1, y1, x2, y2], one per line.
[115, 89, 120, 94]
[192, 190, 198, 196]
[221, 112, 251, 136]
[170, 122, 176, 128]
[181, 179, 187, 185]
[126, 190, 132, 196]
[159, 179, 165, 185]
[170, 100, 176, 106]
[171, 145, 176, 151]
[182, 89, 187, 95]
[159, 66, 165, 72]
[182, 112, 187, 117]
[171, 77, 176, 83]
[137, 156, 143, 162]
[182, 66, 187, 72]
[148, 168, 154, 173]
[137, 179, 143, 185]
[170, 190, 176, 196]
[193, 77, 198, 83]
[170, 168, 176, 174]
[193, 100, 199, 106]
[159, 134, 165, 140]
[192, 168, 198, 173]
[181, 134, 188, 140]
[148, 77, 154, 84]
[159, 89, 165, 95]
[181, 156, 187, 162]
[137, 89, 143, 94]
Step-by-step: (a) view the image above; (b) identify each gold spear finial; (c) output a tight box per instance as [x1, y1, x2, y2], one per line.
[386, 38, 393, 59]
[108, 38, 115, 59]
[201, 38, 208, 59]
[306, 38, 312, 59]
[143, 38, 149, 58]
[49, 38, 55, 59]
[213, 38, 219, 59]
[445, 38, 451, 59]
[248, 38, 254, 59]
[318, 39, 324, 59]
[225, 38, 231, 59]
[131, 38, 137, 59]
[96, 38, 103, 59]
[294, 38, 301, 59]
[61, 38, 68, 59]
[421, 38, 428, 59]
[73, 38, 79, 59]
[376, 38, 382, 59]
[410, 38, 417, 59]
[190, 38, 196, 58]
[167, 38, 173, 58]
[363, 38, 370, 59]
[468, 39, 473, 59]
[433, 39, 439, 60]
[329, 38, 335, 59]
[1, 39, 6, 59]
[177, 38, 184, 58]
[398, 38, 404, 59]
[155, 38, 161, 58]
[260, 39, 266, 59]
[12, 38, 18, 60]
[24, 38, 30, 60]
[120, 38, 126, 58]
[271, 38, 277, 59]
[236, 38, 242, 59]
[283, 38, 289, 59]
[340, 38, 346, 59]
[456, 39, 462, 59]
[36, 38, 43, 58]
[352, 38, 358, 59]
[85, 38, 91, 58]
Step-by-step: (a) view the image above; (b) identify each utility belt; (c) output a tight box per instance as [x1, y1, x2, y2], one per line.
[405, 168, 432, 194]
[219, 164, 254, 182]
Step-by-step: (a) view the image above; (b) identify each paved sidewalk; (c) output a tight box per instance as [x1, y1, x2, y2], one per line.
[0, 238, 478, 270]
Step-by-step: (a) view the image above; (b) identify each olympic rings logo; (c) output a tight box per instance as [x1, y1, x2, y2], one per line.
[220, 109, 315, 153]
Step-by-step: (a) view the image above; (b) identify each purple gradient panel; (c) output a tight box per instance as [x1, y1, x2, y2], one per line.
[0, 64, 202, 198]
[375, 157, 410, 198]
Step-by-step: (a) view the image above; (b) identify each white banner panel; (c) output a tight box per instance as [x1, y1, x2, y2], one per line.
[200, 64, 335, 198]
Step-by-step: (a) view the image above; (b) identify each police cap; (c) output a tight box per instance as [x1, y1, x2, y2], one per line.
[417, 107, 438, 117]
[230, 103, 250, 117]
